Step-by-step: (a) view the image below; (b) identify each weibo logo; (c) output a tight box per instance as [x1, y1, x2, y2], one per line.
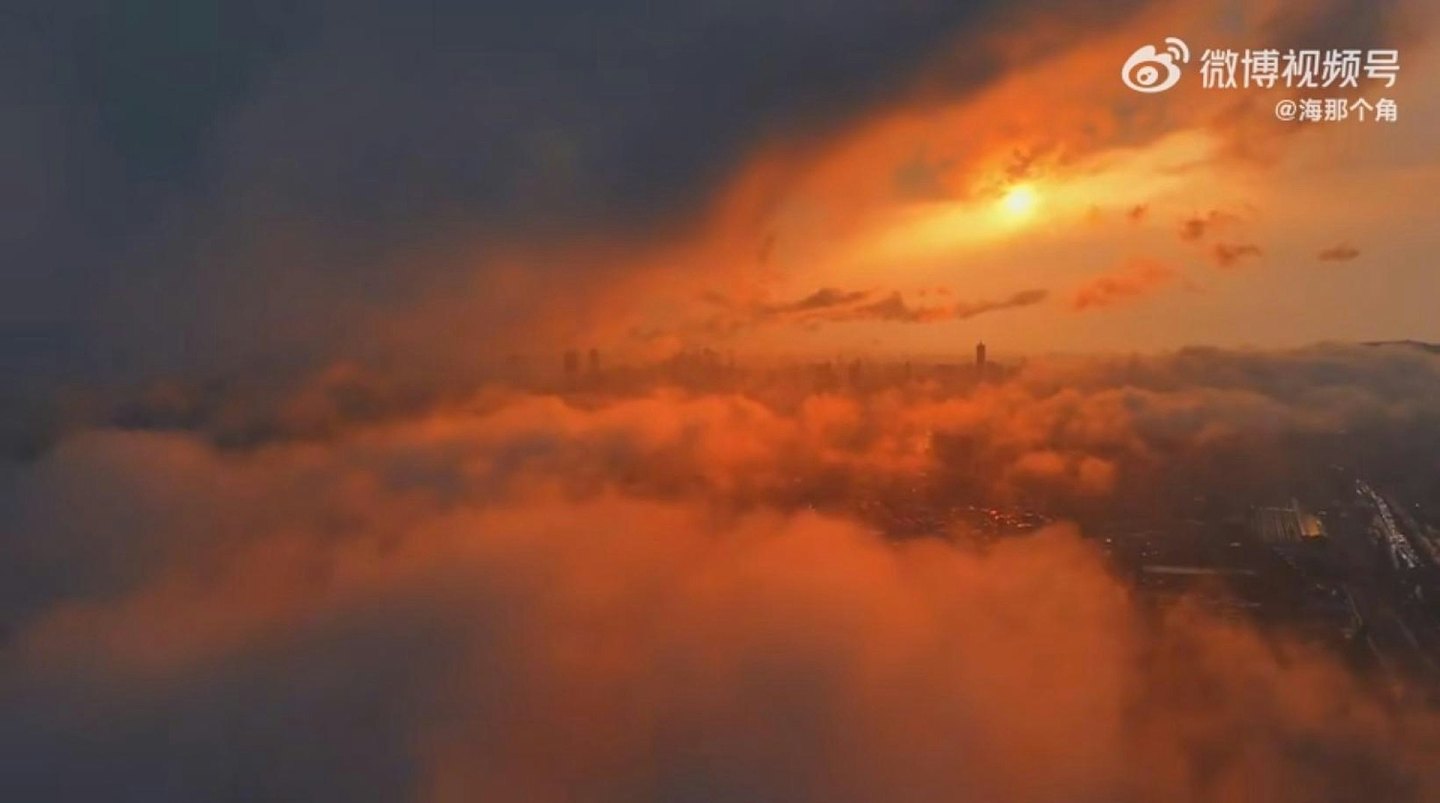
[1122, 38, 1190, 93]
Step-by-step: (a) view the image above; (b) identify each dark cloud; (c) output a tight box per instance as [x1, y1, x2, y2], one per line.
[848, 292, 952, 323]
[658, 286, 1047, 345]
[861, 287, 1049, 323]
[1203, 0, 1423, 163]
[1178, 210, 1239, 242]
[753, 287, 1048, 325]
[1260, 0, 1413, 53]
[1319, 243, 1362, 262]
[1211, 242, 1263, 268]
[764, 287, 874, 315]
[2, 0, 1159, 384]
[955, 288, 1050, 319]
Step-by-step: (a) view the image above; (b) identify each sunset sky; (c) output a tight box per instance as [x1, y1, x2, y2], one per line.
[4, 0, 1439, 384]
[634, 0, 1440, 357]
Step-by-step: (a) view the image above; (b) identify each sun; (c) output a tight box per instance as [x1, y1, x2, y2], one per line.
[1000, 184, 1038, 218]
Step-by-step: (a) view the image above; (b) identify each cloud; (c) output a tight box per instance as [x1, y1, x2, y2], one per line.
[718, 287, 1050, 329]
[10, 344, 1440, 800]
[1211, 242, 1264, 268]
[955, 288, 1050, 320]
[20, 342, 1440, 515]
[2, 0, 1178, 385]
[762, 288, 874, 315]
[1178, 210, 1240, 242]
[1319, 243, 1362, 262]
[1070, 259, 1175, 311]
[843, 292, 954, 323]
[4, 0, 1425, 392]
[842, 288, 1049, 324]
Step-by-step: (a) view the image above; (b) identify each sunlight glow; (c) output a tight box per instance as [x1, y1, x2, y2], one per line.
[838, 130, 1228, 280]
[1001, 184, 1038, 218]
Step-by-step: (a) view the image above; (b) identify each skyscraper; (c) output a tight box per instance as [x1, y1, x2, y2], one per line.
[975, 341, 987, 378]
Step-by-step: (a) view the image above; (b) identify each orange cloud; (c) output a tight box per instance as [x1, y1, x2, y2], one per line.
[12, 344, 1440, 798]
[1070, 259, 1176, 311]
[13, 424, 1440, 802]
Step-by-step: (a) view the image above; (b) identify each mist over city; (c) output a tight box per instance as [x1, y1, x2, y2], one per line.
[4, 0, 1440, 801]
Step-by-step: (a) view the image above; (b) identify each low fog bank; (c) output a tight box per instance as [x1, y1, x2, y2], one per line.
[4, 343, 1440, 801]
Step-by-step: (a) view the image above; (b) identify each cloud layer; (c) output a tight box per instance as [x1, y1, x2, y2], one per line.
[7, 344, 1440, 800]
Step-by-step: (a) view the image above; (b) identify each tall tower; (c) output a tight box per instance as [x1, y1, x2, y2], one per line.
[975, 341, 987, 379]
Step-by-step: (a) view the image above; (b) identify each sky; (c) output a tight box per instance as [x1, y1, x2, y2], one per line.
[4, 0, 1439, 389]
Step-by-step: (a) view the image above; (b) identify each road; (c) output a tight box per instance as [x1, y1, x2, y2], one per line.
[1327, 487, 1440, 696]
